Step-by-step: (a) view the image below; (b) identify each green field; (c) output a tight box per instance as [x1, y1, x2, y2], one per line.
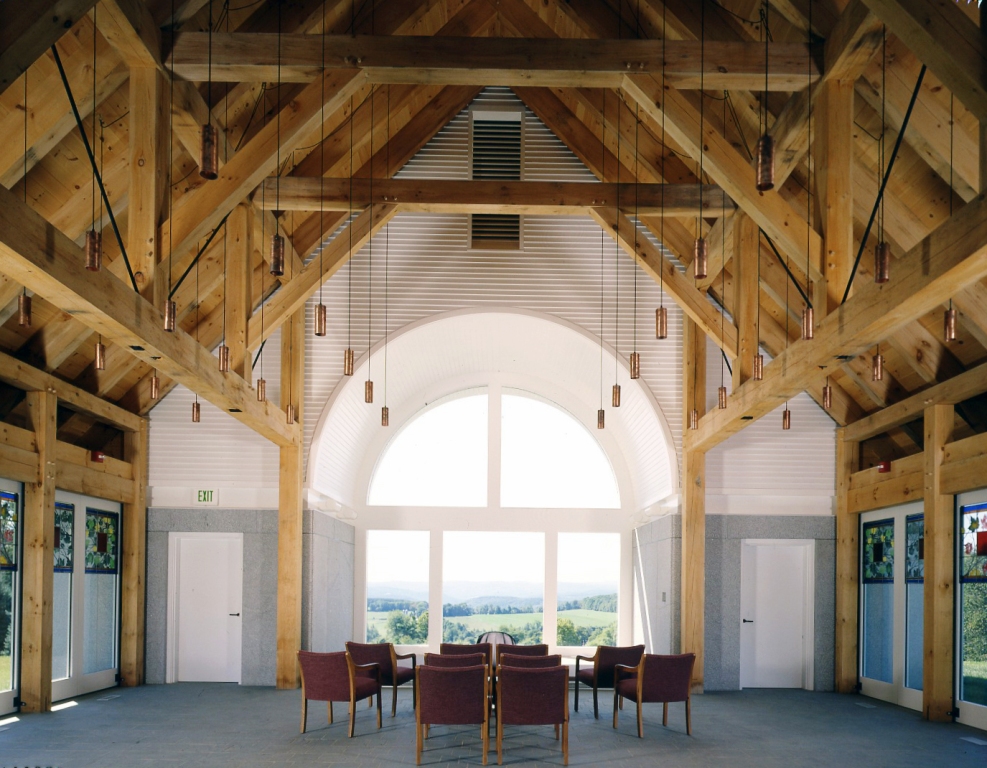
[367, 609, 615, 641]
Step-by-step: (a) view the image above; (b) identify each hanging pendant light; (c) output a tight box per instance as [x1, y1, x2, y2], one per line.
[94, 338, 106, 370]
[218, 344, 230, 372]
[689, 408, 699, 430]
[192, 399, 201, 423]
[270, 232, 285, 276]
[344, 347, 355, 376]
[872, 349, 884, 381]
[874, 241, 890, 284]
[17, 292, 31, 328]
[801, 306, 814, 340]
[598, 409, 605, 430]
[718, 385, 727, 410]
[315, 303, 327, 336]
[200, 124, 218, 180]
[150, 372, 160, 401]
[286, 403, 295, 425]
[381, 406, 389, 427]
[694, 236, 708, 279]
[753, 353, 764, 381]
[630, 352, 640, 379]
[85, 230, 102, 271]
[612, 384, 621, 408]
[655, 306, 668, 339]
[782, 406, 791, 430]
[822, 380, 832, 411]
[256, 378, 267, 402]
[755, 134, 775, 192]
[365, 380, 374, 404]
[945, 305, 957, 342]
[163, 298, 177, 332]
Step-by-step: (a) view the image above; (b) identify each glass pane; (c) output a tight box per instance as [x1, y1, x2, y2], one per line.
[0, 492, 18, 693]
[862, 520, 894, 683]
[904, 515, 924, 690]
[442, 532, 544, 644]
[83, 509, 118, 674]
[557, 533, 619, 647]
[960, 504, 987, 706]
[368, 393, 487, 507]
[52, 503, 74, 681]
[501, 393, 619, 509]
[366, 531, 429, 644]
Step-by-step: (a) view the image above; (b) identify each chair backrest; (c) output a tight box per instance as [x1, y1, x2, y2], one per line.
[425, 652, 487, 668]
[595, 645, 645, 687]
[345, 641, 393, 678]
[497, 666, 568, 726]
[496, 643, 548, 658]
[440, 642, 492, 664]
[297, 650, 350, 702]
[639, 653, 696, 703]
[498, 653, 562, 669]
[417, 665, 488, 726]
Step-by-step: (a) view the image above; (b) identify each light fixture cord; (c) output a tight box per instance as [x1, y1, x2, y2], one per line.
[368, 84, 374, 380]
[22, 66, 28, 303]
[615, 90, 620, 384]
[207, 0, 213, 116]
[168, 0, 175, 299]
[633, 100, 639, 355]
[659, 0, 666, 307]
[319, 0, 326, 307]
[348, 94, 354, 350]
[384, 83, 390, 406]
[806, 0, 812, 313]
[275, 0, 281, 213]
[949, 91, 954, 315]
[91, 5, 97, 232]
[601, 88, 606, 411]
[99, 117, 104, 234]
[879, 24, 885, 244]
[697, 0, 705, 242]
[721, 91, 726, 389]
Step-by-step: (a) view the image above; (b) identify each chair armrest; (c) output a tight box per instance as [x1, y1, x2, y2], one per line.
[394, 652, 417, 667]
[574, 652, 597, 675]
[351, 661, 382, 682]
[613, 662, 640, 682]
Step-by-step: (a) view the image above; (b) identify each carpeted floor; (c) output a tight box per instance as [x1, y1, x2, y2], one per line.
[1, 683, 985, 767]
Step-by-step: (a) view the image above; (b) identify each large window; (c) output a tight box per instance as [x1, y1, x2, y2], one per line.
[0, 491, 18, 697]
[557, 533, 619, 647]
[442, 532, 544, 644]
[960, 503, 987, 707]
[366, 531, 430, 644]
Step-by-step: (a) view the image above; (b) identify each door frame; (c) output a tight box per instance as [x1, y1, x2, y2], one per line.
[955, 488, 987, 731]
[0, 477, 22, 716]
[740, 538, 816, 691]
[166, 532, 244, 684]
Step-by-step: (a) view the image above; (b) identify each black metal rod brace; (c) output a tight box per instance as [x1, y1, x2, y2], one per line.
[841, 64, 926, 305]
[51, 45, 139, 293]
[762, 229, 811, 308]
[168, 210, 232, 299]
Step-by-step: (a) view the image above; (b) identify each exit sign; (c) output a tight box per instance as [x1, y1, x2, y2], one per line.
[194, 489, 219, 506]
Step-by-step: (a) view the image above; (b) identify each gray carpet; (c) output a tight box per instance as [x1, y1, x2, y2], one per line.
[1, 683, 985, 767]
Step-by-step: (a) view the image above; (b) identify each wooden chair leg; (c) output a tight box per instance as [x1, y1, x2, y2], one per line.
[619, 694, 624, 710]
[562, 720, 569, 766]
[376, 691, 383, 730]
[369, 695, 373, 708]
[574, 678, 579, 712]
[686, 696, 692, 736]
[636, 698, 643, 739]
[612, 690, 618, 729]
[554, 723, 559, 740]
[348, 695, 356, 738]
[300, 697, 307, 734]
[497, 716, 503, 765]
[416, 719, 423, 765]
[328, 701, 333, 725]
[425, 723, 430, 739]
[593, 687, 599, 719]
[392, 683, 399, 717]
[482, 720, 489, 766]
[662, 701, 668, 727]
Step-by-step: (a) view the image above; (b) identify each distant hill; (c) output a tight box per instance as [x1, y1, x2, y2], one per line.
[367, 582, 429, 601]
[368, 580, 618, 607]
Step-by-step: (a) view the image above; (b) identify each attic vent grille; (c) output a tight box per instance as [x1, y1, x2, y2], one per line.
[471, 117, 521, 250]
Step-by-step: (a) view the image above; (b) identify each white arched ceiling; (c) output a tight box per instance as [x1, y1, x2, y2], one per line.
[308, 309, 677, 513]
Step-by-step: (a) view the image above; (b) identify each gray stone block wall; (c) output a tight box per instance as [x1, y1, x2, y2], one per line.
[302, 509, 355, 653]
[633, 513, 836, 692]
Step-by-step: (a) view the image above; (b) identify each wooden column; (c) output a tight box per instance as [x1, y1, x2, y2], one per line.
[834, 429, 860, 693]
[681, 317, 706, 691]
[816, 79, 854, 312]
[226, 204, 254, 378]
[120, 419, 148, 686]
[276, 307, 304, 689]
[20, 390, 56, 712]
[732, 212, 759, 389]
[128, 67, 168, 302]
[923, 404, 954, 721]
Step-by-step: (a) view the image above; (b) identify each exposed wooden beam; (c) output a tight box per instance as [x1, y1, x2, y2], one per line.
[834, 429, 860, 693]
[685, 192, 987, 453]
[97, 0, 162, 70]
[256, 177, 734, 216]
[0, 184, 299, 447]
[732, 213, 758, 387]
[120, 402, 148, 686]
[226, 204, 253, 378]
[942, 430, 987, 496]
[168, 33, 820, 91]
[847, 452, 924, 513]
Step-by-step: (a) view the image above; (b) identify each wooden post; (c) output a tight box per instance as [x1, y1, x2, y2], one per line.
[120, 419, 148, 686]
[226, 204, 254, 378]
[732, 212, 758, 389]
[276, 307, 304, 689]
[681, 317, 706, 692]
[923, 404, 954, 721]
[128, 67, 168, 302]
[834, 429, 860, 693]
[816, 79, 854, 312]
[20, 390, 56, 712]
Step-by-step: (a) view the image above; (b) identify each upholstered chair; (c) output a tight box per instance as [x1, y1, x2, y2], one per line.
[574, 644, 645, 718]
[613, 653, 696, 738]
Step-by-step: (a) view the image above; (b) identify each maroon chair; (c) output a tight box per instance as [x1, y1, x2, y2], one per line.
[574, 644, 644, 718]
[613, 653, 696, 738]
[496, 666, 569, 766]
[440, 642, 493, 672]
[476, 631, 515, 665]
[492, 643, 548, 672]
[416, 665, 490, 766]
[498, 653, 562, 669]
[346, 641, 417, 717]
[296, 650, 381, 737]
[425, 652, 487, 668]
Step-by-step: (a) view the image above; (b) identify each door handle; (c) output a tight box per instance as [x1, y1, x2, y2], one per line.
[229, 613, 240, 617]
[742, 619, 753, 624]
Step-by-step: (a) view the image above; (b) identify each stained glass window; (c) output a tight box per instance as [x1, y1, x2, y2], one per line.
[906, 514, 924, 582]
[85, 509, 118, 574]
[0, 492, 18, 570]
[862, 520, 894, 582]
[961, 503, 987, 583]
[54, 503, 74, 573]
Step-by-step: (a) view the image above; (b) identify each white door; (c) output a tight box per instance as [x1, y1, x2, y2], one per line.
[740, 540, 814, 689]
[170, 533, 243, 683]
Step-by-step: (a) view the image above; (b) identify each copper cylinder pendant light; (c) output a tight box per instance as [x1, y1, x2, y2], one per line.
[270, 233, 285, 277]
[218, 344, 230, 373]
[874, 241, 890, 284]
[822, 381, 833, 411]
[755, 134, 775, 192]
[17, 293, 31, 328]
[945, 306, 957, 342]
[94, 339, 105, 371]
[192, 400, 201, 423]
[801, 306, 814, 341]
[782, 407, 791, 430]
[597, 409, 605, 430]
[630, 352, 640, 380]
[200, 124, 218, 180]
[689, 408, 699, 430]
[612, 384, 621, 408]
[163, 299, 177, 332]
[872, 350, 884, 381]
[381, 406, 389, 427]
[753, 353, 764, 381]
[150, 373, 160, 401]
[85, 230, 102, 272]
[315, 303, 327, 337]
[286, 403, 295, 425]
[693, 237, 708, 279]
[344, 348, 355, 376]
[717, 385, 727, 410]
[365, 379, 374, 404]
[656, 306, 668, 340]
[256, 378, 267, 402]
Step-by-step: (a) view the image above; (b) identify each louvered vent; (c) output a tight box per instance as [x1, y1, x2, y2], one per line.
[471, 117, 521, 250]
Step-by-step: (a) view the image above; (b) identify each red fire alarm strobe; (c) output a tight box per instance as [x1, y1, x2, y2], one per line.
[877, 460, 891, 473]
[90, 450, 105, 463]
